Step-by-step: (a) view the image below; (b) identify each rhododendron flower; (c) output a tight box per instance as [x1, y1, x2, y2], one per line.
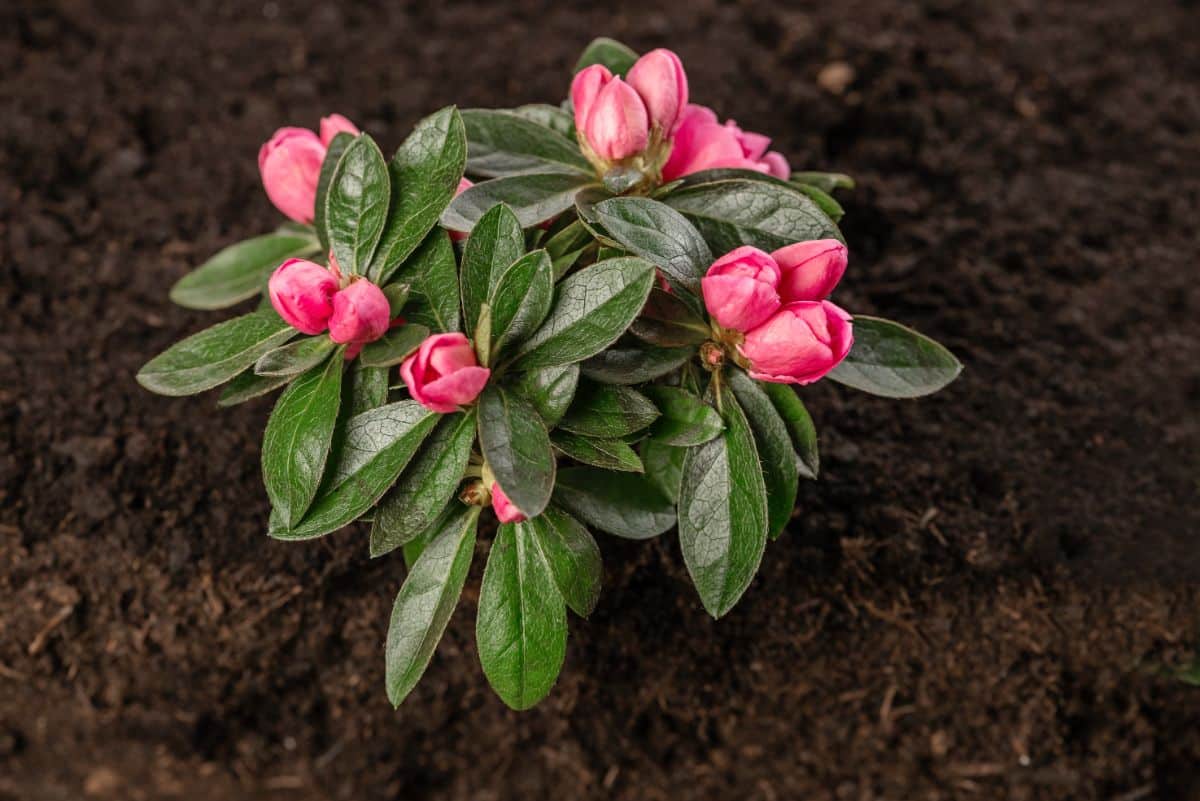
[739, 301, 853, 384]
[661, 104, 789, 181]
[491, 483, 526, 523]
[700, 246, 782, 332]
[259, 115, 360, 223]
[268, 258, 339, 335]
[399, 333, 491, 414]
[774, 240, 848, 304]
[328, 279, 390, 346]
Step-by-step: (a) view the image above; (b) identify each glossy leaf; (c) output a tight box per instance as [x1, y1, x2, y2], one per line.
[477, 385, 555, 519]
[488, 249, 553, 357]
[532, 508, 603, 617]
[460, 203, 526, 334]
[385, 229, 460, 332]
[552, 431, 644, 473]
[630, 288, 710, 347]
[254, 335, 336, 377]
[385, 504, 479, 707]
[462, 109, 591, 177]
[370, 107, 467, 283]
[640, 439, 686, 504]
[760, 382, 819, 479]
[511, 363, 579, 427]
[358, 324, 429, 368]
[476, 522, 567, 710]
[559, 381, 659, 438]
[644, 385, 724, 447]
[591, 197, 711, 301]
[326, 133, 390, 276]
[513, 256, 656, 370]
[169, 232, 319, 310]
[828, 316, 962, 398]
[728, 368, 799, 540]
[580, 344, 693, 385]
[314, 132, 354, 251]
[791, 171, 856, 193]
[442, 173, 596, 232]
[347, 361, 389, 415]
[137, 309, 295, 396]
[382, 283, 410, 317]
[553, 467, 675, 540]
[574, 37, 639, 76]
[261, 355, 344, 529]
[217, 368, 292, 407]
[544, 219, 593, 279]
[510, 104, 576, 138]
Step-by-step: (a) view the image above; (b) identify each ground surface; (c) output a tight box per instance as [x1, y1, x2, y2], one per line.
[3, 1, 1200, 799]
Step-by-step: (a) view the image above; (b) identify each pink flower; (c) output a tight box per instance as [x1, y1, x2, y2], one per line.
[572, 49, 688, 164]
[258, 115, 359, 224]
[328, 279, 390, 346]
[268, 258, 339, 335]
[399, 333, 491, 414]
[739, 301, 854, 385]
[700, 246, 782, 332]
[774, 239, 848, 304]
[448, 177, 474, 242]
[661, 104, 790, 182]
[491, 482, 526, 523]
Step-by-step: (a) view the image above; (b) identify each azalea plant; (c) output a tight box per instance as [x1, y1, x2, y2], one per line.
[138, 38, 961, 710]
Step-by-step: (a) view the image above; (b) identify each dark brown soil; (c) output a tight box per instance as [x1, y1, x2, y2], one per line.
[3, 1, 1200, 799]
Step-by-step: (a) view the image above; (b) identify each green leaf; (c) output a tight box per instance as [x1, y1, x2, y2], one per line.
[630, 288, 710, 347]
[347, 361, 389, 415]
[591, 197, 711, 301]
[371, 410, 476, 557]
[559, 381, 659, 438]
[640, 439, 686, 504]
[791, 171, 856, 193]
[488, 249, 553, 357]
[552, 431, 643, 473]
[664, 178, 842, 254]
[402, 516, 438, 570]
[513, 256, 656, 370]
[261, 355, 344, 529]
[553, 467, 675, 540]
[510, 104, 576, 139]
[382, 283, 410, 317]
[644, 386, 724, 447]
[794, 183, 844, 222]
[460, 203, 526, 334]
[217, 368, 293, 407]
[271, 400, 437, 540]
[314, 132, 354, 251]
[574, 37, 639, 76]
[358, 324, 429, 368]
[462, 109, 592, 178]
[532, 508, 602, 617]
[678, 386, 768, 618]
[326, 133, 390, 276]
[476, 522, 567, 710]
[254, 335, 336, 377]
[544, 218, 593, 279]
[385, 504, 479, 707]
[169, 232, 319, 310]
[137, 309, 295, 396]
[385, 229, 460, 332]
[510, 363, 579, 427]
[442, 173, 597, 232]
[579, 344, 693, 385]
[728, 369, 799, 540]
[477, 385, 555, 519]
[828, 316, 962, 398]
[760, 382, 819, 479]
[370, 107, 467, 283]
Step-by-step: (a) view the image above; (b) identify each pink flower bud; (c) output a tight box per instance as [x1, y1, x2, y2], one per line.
[268, 258, 339, 335]
[773, 239, 848, 303]
[328, 279, 391, 346]
[319, 113, 360, 147]
[571, 64, 614, 138]
[626, 48, 688, 134]
[739, 301, 853, 385]
[700, 246, 782, 332]
[661, 104, 791, 181]
[447, 177, 474, 242]
[581, 76, 650, 161]
[399, 333, 491, 414]
[258, 128, 326, 224]
[491, 482, 526, 523]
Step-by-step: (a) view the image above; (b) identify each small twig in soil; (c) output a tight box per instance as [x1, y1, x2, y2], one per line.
[28, 604, 75, 656]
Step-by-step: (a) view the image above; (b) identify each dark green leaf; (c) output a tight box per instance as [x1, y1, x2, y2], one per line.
[553, 467, 675, 540]
[314, 132, 354, 251]
[794, 183, 844, 222]
[382, 283, 410, 317]
[513, 256, 656, 370]
[552, 431, 643, 472]
[644, 386, 724, 447]
[488, 249, 553, 357]
[385, 229, 460, 332]
[402, 517, 437, 570]
[544, 219, 593, 279]
[169, 232, 319, 310]
[579, 344, 693, 385]
[460, 203, 526, 334]
[370, 107, 467, 283]
[664, 178, 842, 254]
[462, 109, 591, 178]
[476, 522, 567, 710]
[442, 173, 596, 232]
[137, 309, 295, 396]
[326, 134, 390, 276]
[347, 361, 389, 415]
[358, 324, 429, 368]
[791, 171, 856, 193]
[254, 335, 336, 377]
[385, 504, 479, 706]
[678, 387, 768, 618]
[371, 410, 476, 557]
[640, 439, 686, 503]
[510, 363, 579, 427]
[532, 508, 602, 617]
[261, 355, 344, 529]
[217, 368, 292, 407]
[760, 382, 819, 479]
[477, 386, 555, 519]
[271, 400, 437, 540]
[559, 381, 659, 438]
[574, 37, 638, 76]
[630, 288, 710, 347]
[728, 368, 799, 539]
[828, 316, 962, 398]
[591, 197, 711, 301]
[510, 104, 576, 138]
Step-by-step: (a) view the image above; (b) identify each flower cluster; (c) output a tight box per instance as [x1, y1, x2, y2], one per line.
[140, 37, 960, 713]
